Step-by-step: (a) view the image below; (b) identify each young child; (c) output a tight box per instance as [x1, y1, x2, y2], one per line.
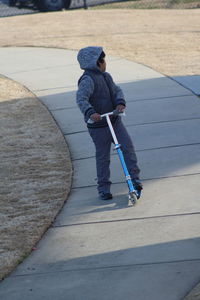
[76, 46, 142, 200]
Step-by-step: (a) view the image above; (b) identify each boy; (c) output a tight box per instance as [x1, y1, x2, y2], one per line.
[76, 46, 142, 200]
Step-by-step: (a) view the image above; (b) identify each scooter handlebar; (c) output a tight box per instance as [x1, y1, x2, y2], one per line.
[87, 110, 125, 124]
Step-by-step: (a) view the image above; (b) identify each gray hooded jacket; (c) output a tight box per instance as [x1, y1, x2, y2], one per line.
[76, 46, 126, 128]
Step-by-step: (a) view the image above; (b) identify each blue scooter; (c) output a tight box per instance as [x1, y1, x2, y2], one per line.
[89, 110, 141, 204]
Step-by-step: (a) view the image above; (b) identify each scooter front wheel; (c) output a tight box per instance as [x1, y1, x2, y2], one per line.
[129, 192, 137, 205]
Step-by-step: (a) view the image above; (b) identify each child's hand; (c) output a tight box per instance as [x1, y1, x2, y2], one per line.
[116, 105, 125, 112]
[90, 113, 101, 122]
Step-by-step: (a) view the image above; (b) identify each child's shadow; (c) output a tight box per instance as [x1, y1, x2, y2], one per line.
[75, 193, 133, 217]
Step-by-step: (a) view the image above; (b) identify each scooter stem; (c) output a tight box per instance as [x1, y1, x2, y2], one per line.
[105, 115, 119, 145]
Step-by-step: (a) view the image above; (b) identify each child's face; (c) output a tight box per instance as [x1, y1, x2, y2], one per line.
[99, 58, 106, 72]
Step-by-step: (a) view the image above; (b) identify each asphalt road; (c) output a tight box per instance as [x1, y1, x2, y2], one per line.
[0, 0, 36, 17]
[0, 0, 120, 17]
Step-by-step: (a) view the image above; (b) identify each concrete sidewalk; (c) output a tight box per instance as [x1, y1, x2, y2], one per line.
[0, 47, 200, 300]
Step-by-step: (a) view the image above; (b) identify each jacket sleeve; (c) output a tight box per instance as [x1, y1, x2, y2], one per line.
[105, 73, 126, 107]
[76, 75, 96, 120]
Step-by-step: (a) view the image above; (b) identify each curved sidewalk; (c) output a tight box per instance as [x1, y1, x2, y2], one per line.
[0, 47, 200, 300]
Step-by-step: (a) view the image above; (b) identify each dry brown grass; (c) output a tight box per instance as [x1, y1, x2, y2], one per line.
[0, 9, 200, 76]
[185, 283, 200, 299]
[0, 76, 72, 280]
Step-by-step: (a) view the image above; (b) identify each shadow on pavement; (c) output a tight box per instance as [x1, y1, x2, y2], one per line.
[1, 237, 200, 299]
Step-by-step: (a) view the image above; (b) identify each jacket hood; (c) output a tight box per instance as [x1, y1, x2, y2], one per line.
[77, 46, 103, 71]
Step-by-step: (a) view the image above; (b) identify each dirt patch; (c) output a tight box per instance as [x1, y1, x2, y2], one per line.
[0, 76, 72, 280]
[0, 9, 199, 76]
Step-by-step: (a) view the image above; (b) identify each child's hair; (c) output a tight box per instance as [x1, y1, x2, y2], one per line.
[97, 51, 105, 66]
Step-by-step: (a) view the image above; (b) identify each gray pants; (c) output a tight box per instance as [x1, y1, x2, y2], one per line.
[88, 117, 140, 194]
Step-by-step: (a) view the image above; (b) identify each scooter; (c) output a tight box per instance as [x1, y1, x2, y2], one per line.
[88, 110, 141, 204]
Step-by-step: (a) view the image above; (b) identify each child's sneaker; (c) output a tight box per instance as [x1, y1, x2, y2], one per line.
[99, 192, 113, 200]
[132, 179, 143, 191]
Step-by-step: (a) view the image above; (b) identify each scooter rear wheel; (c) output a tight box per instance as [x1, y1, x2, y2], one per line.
[129, 192, 137, 205]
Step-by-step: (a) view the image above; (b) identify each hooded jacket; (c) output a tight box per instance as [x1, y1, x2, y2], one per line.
[76, 47, 126, 128]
